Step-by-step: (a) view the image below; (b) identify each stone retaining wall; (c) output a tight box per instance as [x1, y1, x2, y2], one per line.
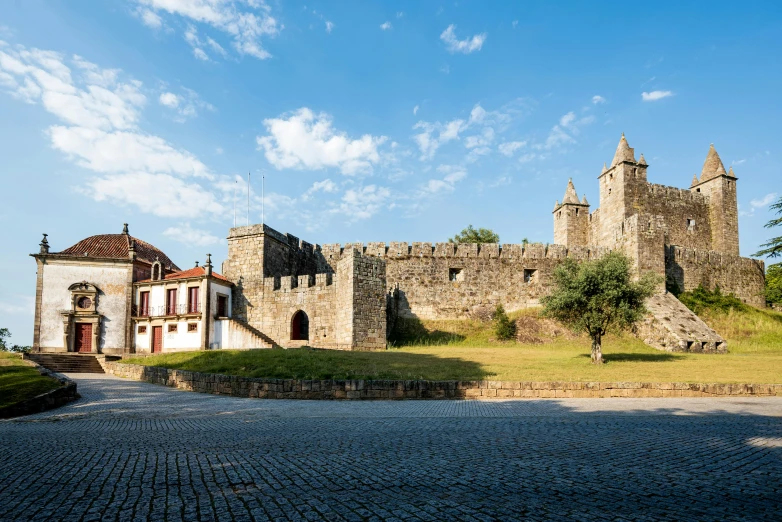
[0, 361, 79, 418]
[105, 362, 782, 399]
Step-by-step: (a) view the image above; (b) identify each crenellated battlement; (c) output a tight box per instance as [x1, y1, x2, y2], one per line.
[645, 183, 708, 204]
[263, 272, 335, 292]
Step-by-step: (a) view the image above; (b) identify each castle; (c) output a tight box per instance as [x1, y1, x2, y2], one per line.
[30, 135, 766, 355]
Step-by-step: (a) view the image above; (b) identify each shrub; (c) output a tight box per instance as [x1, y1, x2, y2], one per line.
[677, 285, 747, 315]
[492, 305, 517, 341]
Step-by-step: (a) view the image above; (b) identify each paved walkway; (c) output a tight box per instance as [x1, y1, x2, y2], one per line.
[1, 375, 781, 521]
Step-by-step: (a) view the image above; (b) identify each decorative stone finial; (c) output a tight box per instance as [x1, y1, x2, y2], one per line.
[122, 223, 129, 235]
[691, 174, 700, 187]
[204, 254, 213, 276]
[601, 162, 608, 175]
[195, 261, 199, 267]
[581, 194, 589, 206]
[638, 153, 647, 166]
[39, 233, 49, 254]
[562, 179, 579, 204]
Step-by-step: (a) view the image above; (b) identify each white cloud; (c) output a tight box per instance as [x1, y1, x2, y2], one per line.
[559, 111, 576, 128]
[440, 24, 486, 54]
[87, 172, 222, 218]
[498, 141, 526, 156]
[380, 21, 392, 31]
[132, 0, 281, 60]
[163, 223, 221, 246]
[422, 165, 467, 194]
[592, 95, 606, 104]
[642, 90, 674, 102]
[333, 185, 391, 220]
[751, 193, 778, 209]
[325, 21, 334, 33]
[193, 47, 210, 61]
[0, 42, 222, 219]
[158, 86, 214, 122]
[301, 178, 338, 201]
[159, 91, 179, 108]
[138, 8, 163, 29]
[413, 118, 466, 160]
[215, 147, 224, 155]
[413, 104, 419, 115]
[257, 108, 388, 175]
[512, 20, 518, 29]
[490, 176, 511, 188]
[464, 127, 494, 149]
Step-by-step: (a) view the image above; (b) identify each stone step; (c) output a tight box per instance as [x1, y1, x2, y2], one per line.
[26, 354, 105, 374]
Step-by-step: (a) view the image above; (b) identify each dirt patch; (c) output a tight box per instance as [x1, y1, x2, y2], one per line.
[515, 315, 578, 344]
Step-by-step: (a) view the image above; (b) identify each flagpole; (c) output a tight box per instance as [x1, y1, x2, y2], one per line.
[247, 172, 250, 226]
[262, 174, 265, 225]
[233, 179, 237, 227]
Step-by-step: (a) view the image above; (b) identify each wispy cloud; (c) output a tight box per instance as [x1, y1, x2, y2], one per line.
[440, 24, 486, 54]
[163, 223, 222, 247]
[642, 90, 674, 102]
[380, 21, 392, 31]
[591, 95, 606, 104]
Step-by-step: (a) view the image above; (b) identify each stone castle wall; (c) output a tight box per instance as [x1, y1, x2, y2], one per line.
[665, 246, 766, 307]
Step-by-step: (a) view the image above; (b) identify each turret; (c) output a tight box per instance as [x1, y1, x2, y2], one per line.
[691, 144, 739, 255]
[553, 178, 590, 247]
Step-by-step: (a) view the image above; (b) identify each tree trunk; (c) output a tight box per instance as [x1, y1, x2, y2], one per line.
[591, 333, 604, 365]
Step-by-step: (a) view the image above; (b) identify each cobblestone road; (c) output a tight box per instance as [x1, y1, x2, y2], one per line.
[1, 375, 781, 521]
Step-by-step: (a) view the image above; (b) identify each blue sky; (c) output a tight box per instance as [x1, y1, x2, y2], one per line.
[1, 1, 781, 345]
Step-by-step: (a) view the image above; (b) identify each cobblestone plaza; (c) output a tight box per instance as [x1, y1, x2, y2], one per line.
[1, 375, 781, 521]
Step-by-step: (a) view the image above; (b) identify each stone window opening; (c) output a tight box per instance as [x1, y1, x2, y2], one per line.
[187, 323, 198, 333]
[575, 208, 579, 216]
[687, 219, 696, 232]
[151, 259, 162, 281]
[291, 310, 309, 341]
[449, 268, 464, 282]
[524, 269, 537, 284]
[696, 188, 701, 192]
[168, 324, 178, 333]
[137, 325, 147, 334]
[608, 188, 612, 195]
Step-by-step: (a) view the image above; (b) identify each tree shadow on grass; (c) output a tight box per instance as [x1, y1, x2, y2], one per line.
[578, 352, 680, 363]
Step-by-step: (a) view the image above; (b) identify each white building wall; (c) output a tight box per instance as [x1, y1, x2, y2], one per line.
[39, 261, 129, 351]
[209, 281, 232, 348]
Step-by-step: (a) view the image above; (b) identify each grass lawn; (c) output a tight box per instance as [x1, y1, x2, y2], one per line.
[122, 306, 782, 384]
[0, 353, 62, 409]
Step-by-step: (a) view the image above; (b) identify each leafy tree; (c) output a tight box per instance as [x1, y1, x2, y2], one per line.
[449, 225, 499, 244]
[0, 328, 9, 351]
[755, 195, 782, 259]
[541, 252, 657, 364]
[492, 305, 517, 341]
[766, 264, 782, 306]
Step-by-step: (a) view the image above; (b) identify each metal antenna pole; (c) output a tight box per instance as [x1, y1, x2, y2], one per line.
[262, 174, 265, 225]
[247, 172, 250, 226]
[233, 179, 237, 227]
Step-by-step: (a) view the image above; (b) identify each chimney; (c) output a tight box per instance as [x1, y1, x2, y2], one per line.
[128, 238, 136, 260]
[204, 254, 213, 276]
[39, 233, 50, 254]
[122, 223, 129, 235]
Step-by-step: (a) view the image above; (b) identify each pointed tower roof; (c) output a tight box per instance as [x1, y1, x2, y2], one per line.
[611, 133, 636, 166]
[700, 144, 727, 181]
[728, 165, 736, 178]
[691, 174, 700, 187]
[638, 153, 647, 166]
[554, 200, 560, 211]
[581, 194, 589, 206]
[562, 178, 580, 204]
[601, 162, 608, 175]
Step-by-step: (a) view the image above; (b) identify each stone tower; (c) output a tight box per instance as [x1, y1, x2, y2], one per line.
[690, 145, 739, 255]
[596, 134, 649, 247]
[552, 179, 590, 247]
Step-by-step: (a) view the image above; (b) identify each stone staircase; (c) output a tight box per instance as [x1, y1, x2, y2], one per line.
[25, 353, 106, 374]
[218, 318, 277, 349]
[635, 292, 726, 353]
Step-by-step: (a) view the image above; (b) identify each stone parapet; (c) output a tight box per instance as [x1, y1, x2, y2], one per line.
[105, 362, 782, 400]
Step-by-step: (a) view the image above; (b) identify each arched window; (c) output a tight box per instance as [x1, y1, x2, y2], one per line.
[291, 310, 309, 341]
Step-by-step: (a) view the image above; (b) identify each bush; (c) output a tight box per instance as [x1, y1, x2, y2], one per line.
[492, 305, 517, 341]
[766, 264, 782, 306]
[677, 285, 747, 315]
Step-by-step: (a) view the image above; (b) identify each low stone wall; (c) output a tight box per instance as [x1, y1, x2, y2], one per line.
[105, 362, 782, 399]
[0, 361, 79, 418]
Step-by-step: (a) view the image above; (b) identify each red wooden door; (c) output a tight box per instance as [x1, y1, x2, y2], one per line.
[75, 323, 92, 353]
[152, 326, 163, 354]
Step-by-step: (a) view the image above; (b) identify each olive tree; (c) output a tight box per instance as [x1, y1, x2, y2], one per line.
[541, 252, 657, 364]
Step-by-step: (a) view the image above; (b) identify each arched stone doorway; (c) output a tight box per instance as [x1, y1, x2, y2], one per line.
[291, 310, 309, 341]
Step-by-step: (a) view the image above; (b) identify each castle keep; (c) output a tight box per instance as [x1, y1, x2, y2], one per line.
[31, 135, 766, 355]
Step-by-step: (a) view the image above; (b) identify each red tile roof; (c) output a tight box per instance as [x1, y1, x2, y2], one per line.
[136, 266, 230, 284]
[57, 234, 181, 271]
